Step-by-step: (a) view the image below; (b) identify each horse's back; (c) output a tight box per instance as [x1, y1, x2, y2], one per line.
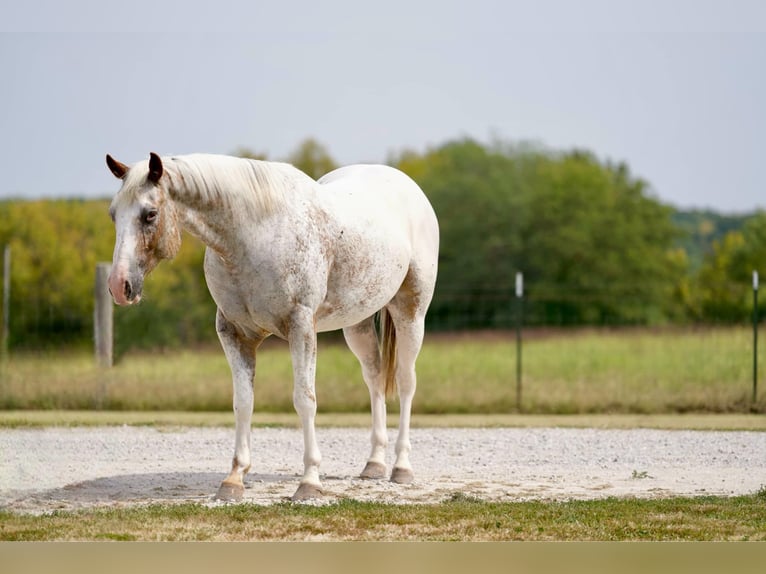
[319, 164, 427, 206]
[318, 164, 438, 247]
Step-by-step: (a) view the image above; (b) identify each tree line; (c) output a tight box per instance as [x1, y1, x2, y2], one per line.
[0, 137, 763, 351]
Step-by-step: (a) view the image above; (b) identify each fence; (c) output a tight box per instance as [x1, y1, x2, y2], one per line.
[0, 258, 764, 413]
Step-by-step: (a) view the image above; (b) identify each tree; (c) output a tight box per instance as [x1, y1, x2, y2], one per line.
[394, 140, 528, 327]
[392, 138, 686, 328]
[285, 138, 338, 179]
[0, 199, 217, 352]
[520, 151, 685, 324]
[1, 136, 758, 351]
[0, 200, 113, 347]
[232, 147, 268, 161]
[672, 209, 751, 272]
[693, 212, 766, 322]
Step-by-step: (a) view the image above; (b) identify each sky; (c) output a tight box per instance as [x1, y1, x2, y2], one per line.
[1, 0, 765, 213]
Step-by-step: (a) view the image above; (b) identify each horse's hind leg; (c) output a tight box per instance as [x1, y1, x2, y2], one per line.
[386, 311, 424, 484]
[386, 267, 434, 484]
[343, 316, 388, 479]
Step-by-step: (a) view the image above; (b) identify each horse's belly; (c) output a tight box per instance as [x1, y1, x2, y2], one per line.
[317, 253, 409, 332]
[314, 295, 391, 332]
[314, 299, 392, 333]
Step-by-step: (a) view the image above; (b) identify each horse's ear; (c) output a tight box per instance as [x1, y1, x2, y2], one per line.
[148, 152, 164, 184]
[106, 154, 128, 179]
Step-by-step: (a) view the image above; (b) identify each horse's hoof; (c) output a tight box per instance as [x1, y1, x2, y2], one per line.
[390, 467, 414, 484]
[215, 481, 244, 501]
[291, 482, 324, 502]
[360, 461, 387, 480]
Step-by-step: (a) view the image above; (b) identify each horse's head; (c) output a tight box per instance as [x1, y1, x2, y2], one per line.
[106, 152, 181, 306]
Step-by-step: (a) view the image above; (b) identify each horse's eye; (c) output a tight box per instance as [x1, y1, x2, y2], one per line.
[142, 209, 158, 225]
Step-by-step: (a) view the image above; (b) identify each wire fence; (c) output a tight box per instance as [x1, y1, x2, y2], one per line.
[0, 266, 762, 346]
[0, 260, 764, 413]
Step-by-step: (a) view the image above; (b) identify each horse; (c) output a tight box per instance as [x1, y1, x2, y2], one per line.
[105, 152, 439, 501]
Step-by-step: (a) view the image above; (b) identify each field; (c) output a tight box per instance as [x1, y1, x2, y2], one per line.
[2, 327, 766, 543]
[1, 327, 763, 414]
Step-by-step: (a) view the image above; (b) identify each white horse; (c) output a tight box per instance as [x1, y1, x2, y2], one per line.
[106, 152, 439, 501]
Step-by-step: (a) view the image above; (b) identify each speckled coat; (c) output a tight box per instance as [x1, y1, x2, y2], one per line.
[106, 152, 439, 501]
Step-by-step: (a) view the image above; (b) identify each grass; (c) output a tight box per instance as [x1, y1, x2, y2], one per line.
[2, 493, 765, 541]
[2, 410, 766, 430]
[0, 327, 764, 414]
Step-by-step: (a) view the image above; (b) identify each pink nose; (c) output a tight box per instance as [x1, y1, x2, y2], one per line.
[108, 271, 137, 306]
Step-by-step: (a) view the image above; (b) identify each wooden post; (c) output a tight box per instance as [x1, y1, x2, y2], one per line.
[1, 245, 10, 365]
[94, 263, 113, 368]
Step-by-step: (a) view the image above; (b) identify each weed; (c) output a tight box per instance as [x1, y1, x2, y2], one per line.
[631, 470, 652, 480]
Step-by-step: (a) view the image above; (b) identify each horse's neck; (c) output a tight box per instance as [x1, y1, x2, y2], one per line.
[165, 159, 312, 257]
[174, 206, 228, 255]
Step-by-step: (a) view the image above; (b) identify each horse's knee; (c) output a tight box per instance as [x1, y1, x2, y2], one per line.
[293, 386, 317, 415]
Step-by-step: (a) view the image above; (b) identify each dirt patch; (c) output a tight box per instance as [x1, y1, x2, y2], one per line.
[1, 426, 764, 514]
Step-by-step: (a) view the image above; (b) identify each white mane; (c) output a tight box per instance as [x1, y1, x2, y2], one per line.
[162, 154, 313, 220]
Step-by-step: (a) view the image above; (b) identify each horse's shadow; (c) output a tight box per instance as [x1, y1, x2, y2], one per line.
[19, 472, 298, 508]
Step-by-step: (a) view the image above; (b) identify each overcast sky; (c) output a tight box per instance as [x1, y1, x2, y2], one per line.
[1, 0, 764, 212]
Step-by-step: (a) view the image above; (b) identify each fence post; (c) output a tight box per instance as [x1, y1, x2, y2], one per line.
[753, 270, 759, 406]
[94, 263, 113, 368]
[1, 245, 10, 366]
[515, 271, 524, 412]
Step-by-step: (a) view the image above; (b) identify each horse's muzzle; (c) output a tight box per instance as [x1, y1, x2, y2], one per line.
[108, 269, 143, 306]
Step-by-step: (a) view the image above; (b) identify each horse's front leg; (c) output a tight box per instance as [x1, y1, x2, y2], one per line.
[214, 309, 263, 501]
[287, 306, 323, 501]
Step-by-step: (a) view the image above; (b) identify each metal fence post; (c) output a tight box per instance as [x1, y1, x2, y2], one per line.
[515, 271, 523, 412]
[753, 270, 759, 406]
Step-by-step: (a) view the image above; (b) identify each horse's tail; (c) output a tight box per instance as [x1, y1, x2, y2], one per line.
[380, 308, 398, 397]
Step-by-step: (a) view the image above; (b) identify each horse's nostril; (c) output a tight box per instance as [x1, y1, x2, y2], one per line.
[124, 280, 133, 301]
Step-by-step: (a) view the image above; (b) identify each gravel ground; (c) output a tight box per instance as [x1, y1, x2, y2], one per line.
[1, 426, 765, 514]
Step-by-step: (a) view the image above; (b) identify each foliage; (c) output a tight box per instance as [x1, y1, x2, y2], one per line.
[671, 209, 751, 271]
[0, 136, 762, 350]
[230, 146, 269, 161]
[393, 139, 687, 327]
[0, 199, 113, 347]
[284, 137, 338, 179]
[691, 212, 766, 322]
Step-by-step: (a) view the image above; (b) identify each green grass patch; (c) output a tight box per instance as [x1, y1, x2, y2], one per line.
[0, 327, 764, 414]
[2, 493, 765, 541]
